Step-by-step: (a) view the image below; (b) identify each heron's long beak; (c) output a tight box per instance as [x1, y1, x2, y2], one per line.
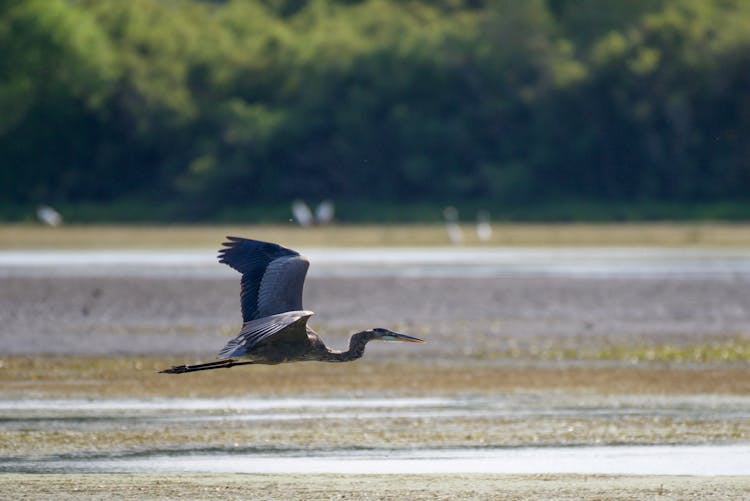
[383, 332, 425, 343]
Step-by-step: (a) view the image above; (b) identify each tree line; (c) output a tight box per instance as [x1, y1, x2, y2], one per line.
[1, 0, 749, 221]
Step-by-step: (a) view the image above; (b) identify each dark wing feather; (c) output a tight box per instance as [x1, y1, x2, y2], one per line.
[218, 236, 310, 322]
[218, 310, 314, 359]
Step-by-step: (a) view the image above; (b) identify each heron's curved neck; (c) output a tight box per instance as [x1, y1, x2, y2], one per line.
[322, 331, 372, 362]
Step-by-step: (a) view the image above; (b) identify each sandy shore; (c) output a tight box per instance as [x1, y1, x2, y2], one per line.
[5, 473, 750, 500]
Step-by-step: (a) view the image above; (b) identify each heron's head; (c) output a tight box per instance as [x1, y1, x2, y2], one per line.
[369, 328, 424, 343]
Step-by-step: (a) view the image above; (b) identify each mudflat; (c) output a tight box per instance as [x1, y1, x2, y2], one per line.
[4, 473, 750, 500]
[3, 274, 750, 357]
[3, 227, 750, 499]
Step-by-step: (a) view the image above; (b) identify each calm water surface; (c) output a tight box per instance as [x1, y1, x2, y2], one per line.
[4, 445, 750, 475]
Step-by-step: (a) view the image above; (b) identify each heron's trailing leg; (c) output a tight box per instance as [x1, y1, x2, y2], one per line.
[159, 359, 255, 374]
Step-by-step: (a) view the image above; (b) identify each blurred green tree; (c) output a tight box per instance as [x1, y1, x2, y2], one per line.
[0, 0, 748, 220]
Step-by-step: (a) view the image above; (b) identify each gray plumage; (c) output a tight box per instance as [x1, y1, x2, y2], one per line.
[217, 310, 314, 360]
[161, 236, 423, 374]
[218, 236, 310, 322]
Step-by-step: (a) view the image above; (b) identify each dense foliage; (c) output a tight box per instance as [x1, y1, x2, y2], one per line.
[1, 0, 749, 220]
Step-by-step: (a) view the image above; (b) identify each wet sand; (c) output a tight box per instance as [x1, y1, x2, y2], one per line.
[3, 473, 750, 500]
[3, 357, 750, 459]
[4, 356, 750, 400]
[2, 274, 750, 356]
[3, 355, 750, 498]
[3, 261, 750, 498]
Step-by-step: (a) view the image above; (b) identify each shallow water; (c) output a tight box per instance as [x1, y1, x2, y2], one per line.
[4, 445, 750, 476]
[3, 395, 750, 475]
[1, 247, 749, 278]
[4, 394, 750, 420]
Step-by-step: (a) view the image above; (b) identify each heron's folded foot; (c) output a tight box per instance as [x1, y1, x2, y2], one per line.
[158, 359, 241, 374]
[159, 365, 190, 374]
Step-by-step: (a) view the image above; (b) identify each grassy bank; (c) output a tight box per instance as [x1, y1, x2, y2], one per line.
[3, 222, 750, 249]
[4, 200, 750, 224]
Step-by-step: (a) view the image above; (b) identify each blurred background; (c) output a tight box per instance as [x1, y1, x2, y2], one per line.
[2, 0, 749, 223]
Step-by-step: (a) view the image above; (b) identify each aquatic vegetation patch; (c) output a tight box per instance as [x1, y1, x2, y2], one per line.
[474, 336, 750, 364]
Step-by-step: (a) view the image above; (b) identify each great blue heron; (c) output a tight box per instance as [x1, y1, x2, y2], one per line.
[161, 237, 424, 374]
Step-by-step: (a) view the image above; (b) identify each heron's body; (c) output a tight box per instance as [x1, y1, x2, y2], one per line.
[161, 237, 423, 374]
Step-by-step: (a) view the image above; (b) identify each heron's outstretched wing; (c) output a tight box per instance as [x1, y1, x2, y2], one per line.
[218, 236, 310, 322]
[218, 310, 314, 359]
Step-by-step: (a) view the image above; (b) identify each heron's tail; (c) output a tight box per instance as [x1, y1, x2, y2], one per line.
[159, 359, 253, 374]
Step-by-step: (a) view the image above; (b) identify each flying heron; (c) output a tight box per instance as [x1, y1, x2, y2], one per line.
[161, 237, 424, 374]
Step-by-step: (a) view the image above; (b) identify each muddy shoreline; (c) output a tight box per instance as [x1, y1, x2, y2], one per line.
[2, 274, 750, 357]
